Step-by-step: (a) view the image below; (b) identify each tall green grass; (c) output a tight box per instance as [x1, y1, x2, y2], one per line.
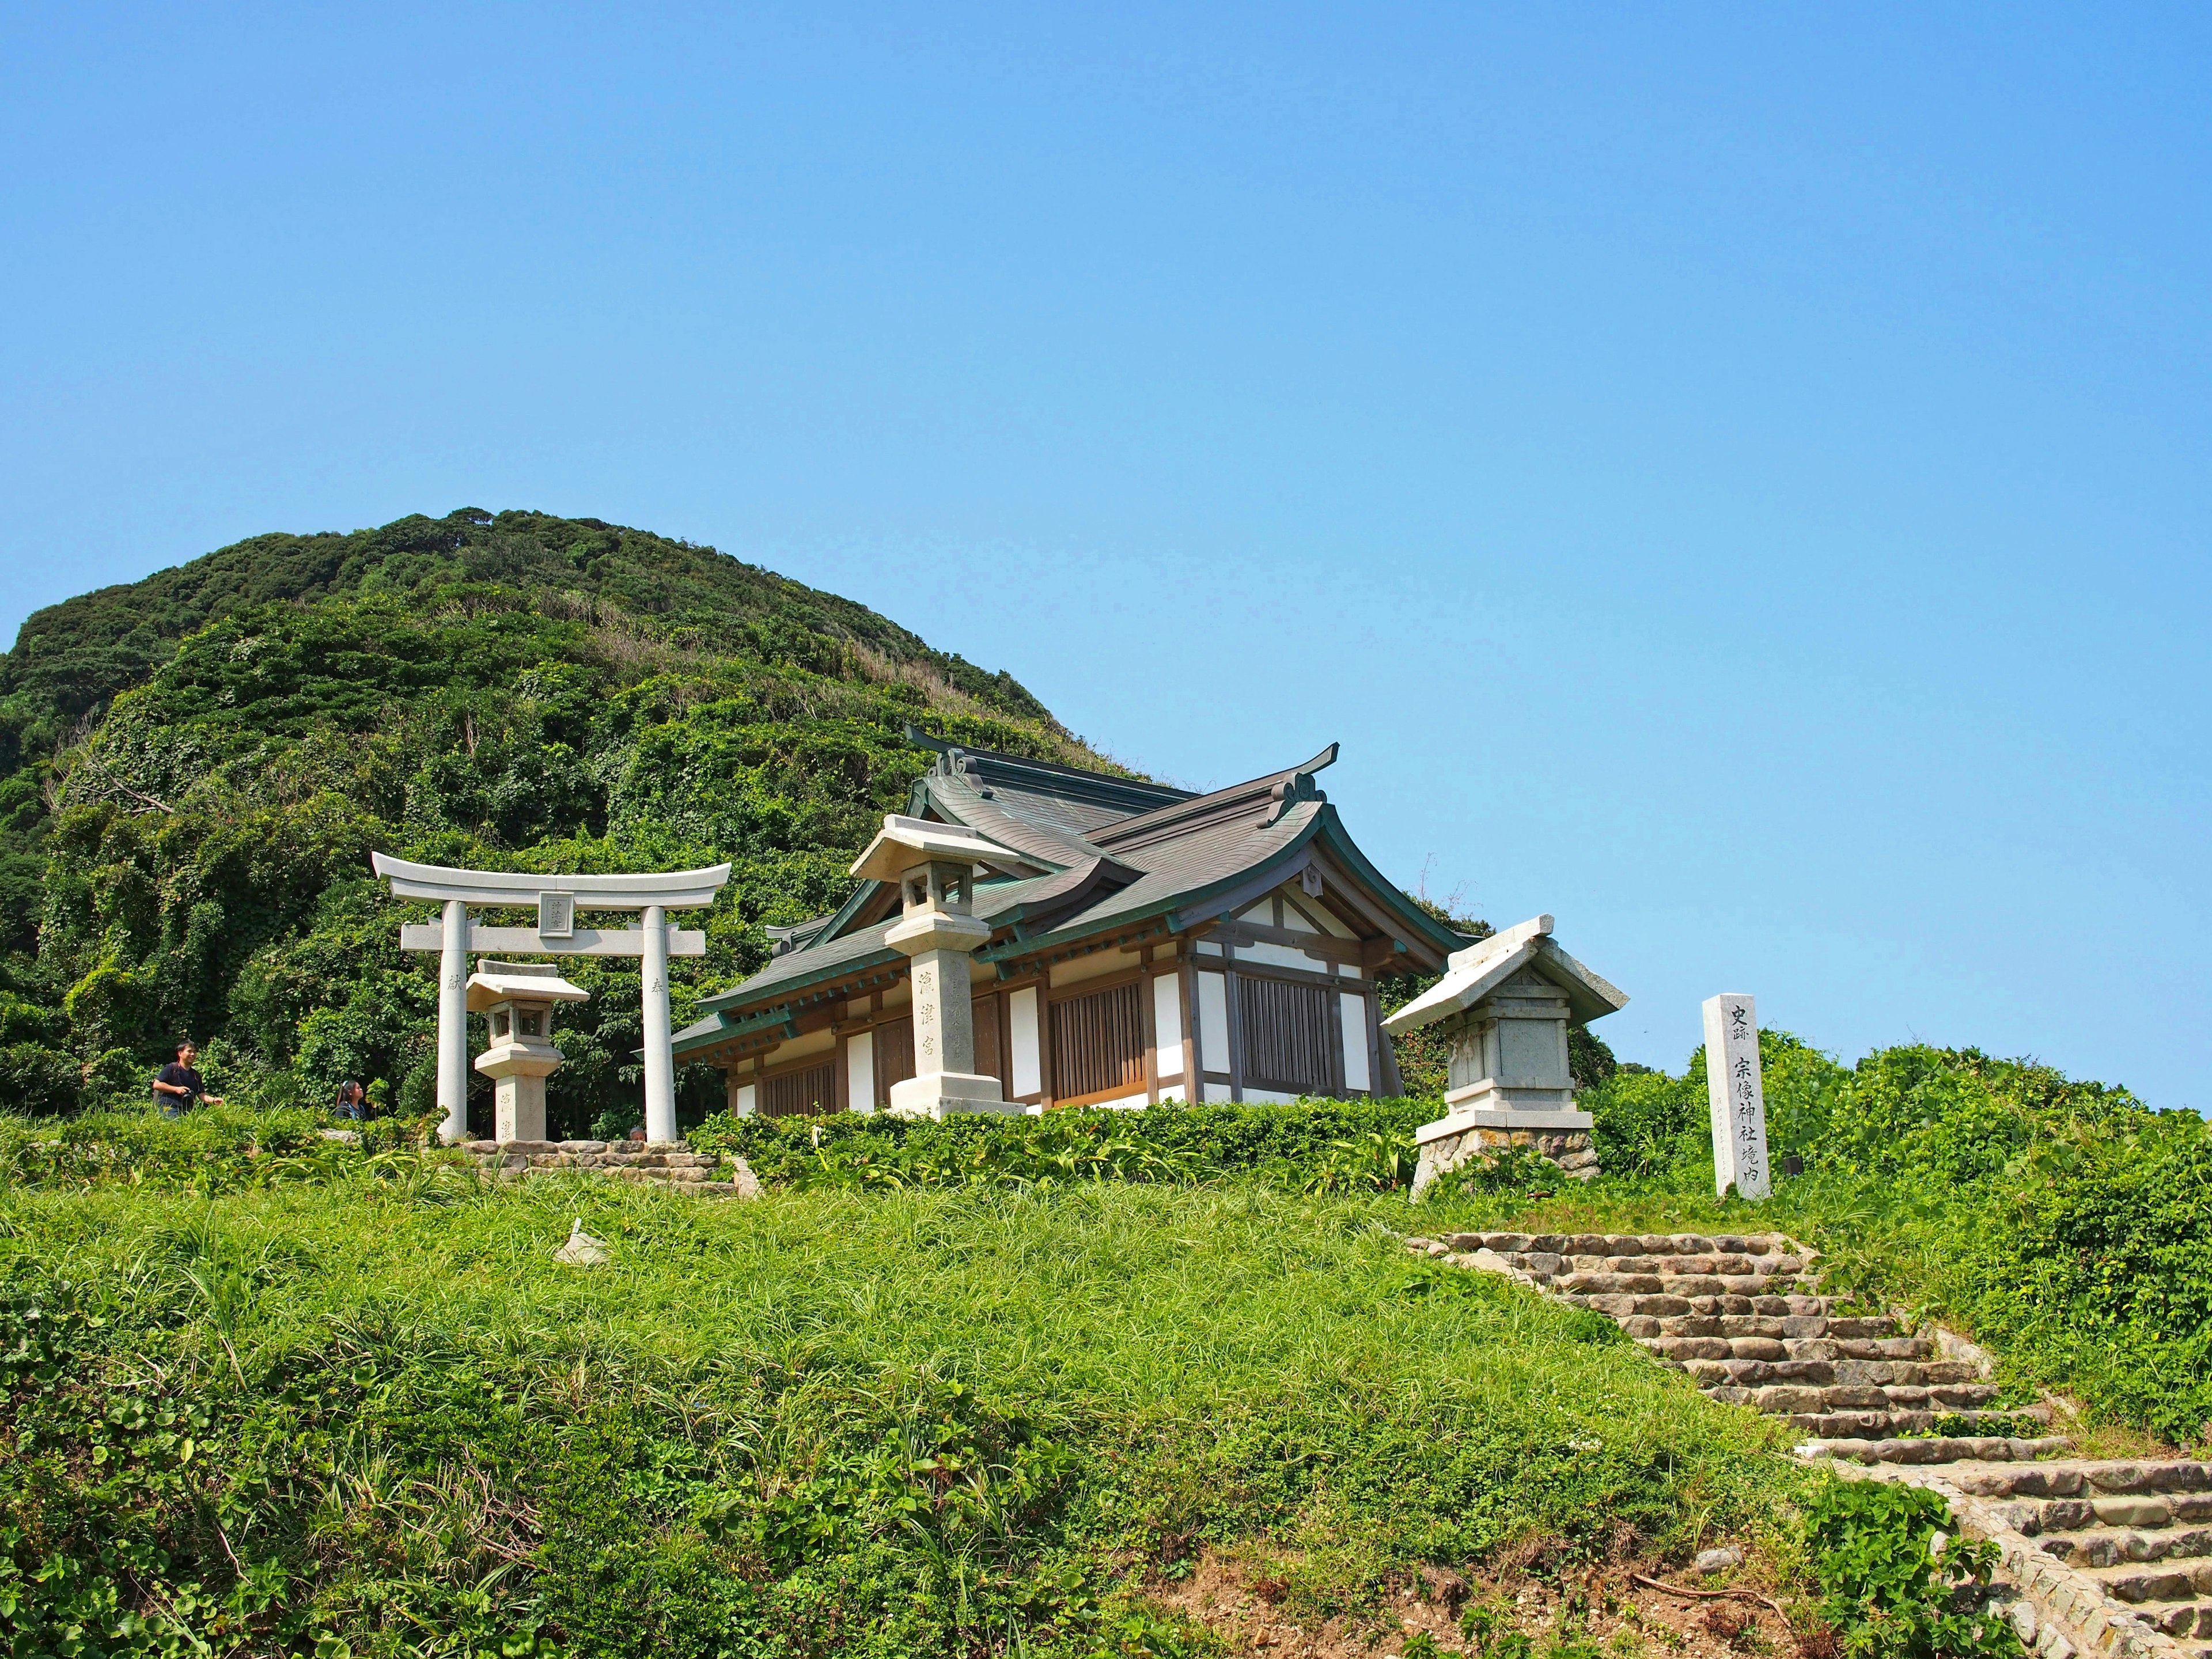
[2, 1171, 1791, 1658]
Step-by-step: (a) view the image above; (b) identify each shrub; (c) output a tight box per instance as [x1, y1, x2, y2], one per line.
[688, 1099, 1437, 1192]
[1801, 1477, 2017, 1657]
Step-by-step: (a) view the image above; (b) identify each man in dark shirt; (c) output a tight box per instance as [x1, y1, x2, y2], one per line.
[152, 1041, 225, 1119]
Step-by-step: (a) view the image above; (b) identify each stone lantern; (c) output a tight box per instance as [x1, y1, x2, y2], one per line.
[467, 960, 590, 1143]
[849, 814, 1036, 1120]
[1381, 915, 1628, 1193]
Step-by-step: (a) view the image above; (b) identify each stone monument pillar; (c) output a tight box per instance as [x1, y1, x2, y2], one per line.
[884, 859, 1018, 1119]
[468, 961, 591, 1143]
[1702, 993, 1770, 1199]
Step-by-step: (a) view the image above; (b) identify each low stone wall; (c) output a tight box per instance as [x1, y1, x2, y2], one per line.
[1412, 1126, 1597, 1194]
[456, 1139, 759, 1200]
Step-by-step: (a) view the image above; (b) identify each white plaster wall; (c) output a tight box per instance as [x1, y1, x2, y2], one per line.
[1156, 1083, 1187, 1104]
[1310, 900, 1356, 938]
[1336, 961, 1362, 980]
[1340, 992, 1371, 1093]
[1238, 901, 1272, 923]
[1152, 972, 1184, 1078]
[1195, 939, 1222, 956]
[1202, 1081, 1235, 1103]
[1198, 971, 1230, 1070]
[1085, 1092, 1149, 1111]
[846, 1029, 875, 1115]
[1009, 986, 1041, 1096]
[1238, 1088, 1302, 1105]
[735, 1083, 756, 1118]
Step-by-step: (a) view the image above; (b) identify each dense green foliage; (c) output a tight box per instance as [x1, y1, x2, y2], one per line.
[1801, 1478, 2014, 1657]
[1570, 1035, 2212, 1446]
[688, 1099, 1442, 1195]
[0, 1172, 1788, 1658]
[0, 509, 1114, 1135]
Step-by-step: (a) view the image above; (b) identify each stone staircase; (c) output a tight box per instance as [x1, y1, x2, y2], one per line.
[457, 1138, 759, 1199]
[1405, 1229, 2212, 1658]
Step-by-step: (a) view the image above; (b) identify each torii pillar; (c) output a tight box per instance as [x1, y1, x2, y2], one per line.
[373, 854, 732, 1143]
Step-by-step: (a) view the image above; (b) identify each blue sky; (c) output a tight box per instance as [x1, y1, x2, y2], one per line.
[3, 4, 2207, 1105]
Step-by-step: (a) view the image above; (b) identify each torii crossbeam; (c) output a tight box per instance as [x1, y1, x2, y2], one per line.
[372, 853, 732, 1143]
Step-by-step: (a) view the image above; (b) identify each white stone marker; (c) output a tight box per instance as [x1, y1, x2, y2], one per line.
[1702, 993, 1770, 1200]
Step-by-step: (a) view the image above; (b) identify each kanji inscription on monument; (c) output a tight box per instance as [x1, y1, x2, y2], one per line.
[1702, 993, 1770, 1200]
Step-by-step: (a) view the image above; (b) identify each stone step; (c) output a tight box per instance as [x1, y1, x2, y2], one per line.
[1679, 1355, 1985, 1389]
[1787, 1408, 2050, 1440]
[2037, 1527, 2212, 1568]
[2079, 1560, 2212, 1608]
[1620, 1312, 1904, 1340]
[1552, 1272, 1814, 1298]
[1639, 1333, 1934, 1362]
[1454, 1231, 1801, 1257]
[1567, 1291, 1835, 1319]
[1944, 1462, 2212, 1502]
[1801, 1434, 2074, 1466]
[2028, 1495, 2212, 1533]
[1562, 1256, 1809, 1278]
[1706, 1381, 2003, 1414]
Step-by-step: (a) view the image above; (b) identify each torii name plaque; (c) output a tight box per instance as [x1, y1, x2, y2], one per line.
[372, 853, 730, 1146]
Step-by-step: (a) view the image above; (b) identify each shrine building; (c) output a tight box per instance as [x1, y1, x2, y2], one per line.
[672, 734, 1469, 1117]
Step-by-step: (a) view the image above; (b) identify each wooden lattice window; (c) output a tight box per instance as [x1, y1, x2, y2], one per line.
[1238, 976, 1337, 1096]
[1050, 980, 1146, 1104]
[760, 1061, 835, 1119]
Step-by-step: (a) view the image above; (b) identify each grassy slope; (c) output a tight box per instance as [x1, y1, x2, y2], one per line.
[2, 1169, 1791, 1657]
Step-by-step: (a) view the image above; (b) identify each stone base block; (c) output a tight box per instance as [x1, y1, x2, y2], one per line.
[886, 1071, 1023, 1120]
[1412, 1123, 1598, 1197]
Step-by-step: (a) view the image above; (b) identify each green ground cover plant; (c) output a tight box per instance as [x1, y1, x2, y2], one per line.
[1800, 1477, 2015, 1657]
[0, 1173, 1791, 1658]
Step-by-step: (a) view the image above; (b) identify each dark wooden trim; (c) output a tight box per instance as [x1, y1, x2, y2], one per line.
[1141, 957, 1159, 1105]
[1211, 919, 1365, 964]
[1223, 949, 1245, 1103]
[1326, 985, 1346, 1097]
[1219, 957, 1359, 994]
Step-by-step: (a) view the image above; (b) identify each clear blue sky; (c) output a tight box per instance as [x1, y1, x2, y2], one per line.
[3, 5, 2207, 1105]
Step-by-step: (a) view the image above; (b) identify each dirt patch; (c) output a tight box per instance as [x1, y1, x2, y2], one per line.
[1148, 1544, 1811, 1658]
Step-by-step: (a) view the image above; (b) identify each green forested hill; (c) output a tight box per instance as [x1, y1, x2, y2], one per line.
[0, 508, 1111, 1132]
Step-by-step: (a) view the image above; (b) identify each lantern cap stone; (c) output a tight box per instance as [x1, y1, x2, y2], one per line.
[847, 814, 1043, 883]
[1381, 913, 1627, 1035]
[466, 961, 592, 1013]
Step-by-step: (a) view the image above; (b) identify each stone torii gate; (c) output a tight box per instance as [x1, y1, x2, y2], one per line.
[372, 854, 731, 1144]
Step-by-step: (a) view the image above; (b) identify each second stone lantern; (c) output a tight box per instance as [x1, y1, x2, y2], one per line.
[848, 813, 1037, 1119]
[467, 960, 591, 1142]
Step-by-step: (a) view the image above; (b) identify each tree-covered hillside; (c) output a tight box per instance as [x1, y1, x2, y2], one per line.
[0, 509, 1113, 1132]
